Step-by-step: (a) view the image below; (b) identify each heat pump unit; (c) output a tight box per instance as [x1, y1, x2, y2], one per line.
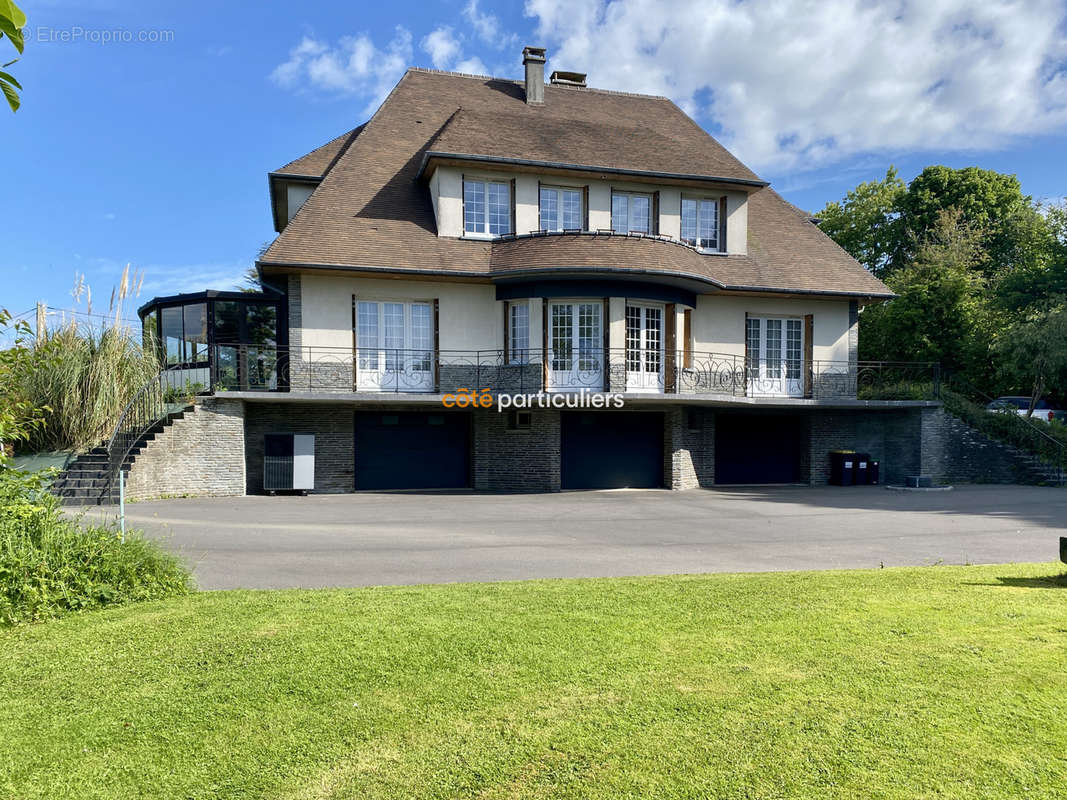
[263, 433, 314, 494]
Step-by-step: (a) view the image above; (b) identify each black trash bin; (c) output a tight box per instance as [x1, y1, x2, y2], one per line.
[854, 453, 870, 485]
[868, 460, 880, 485]
[829, 450, 855, 486]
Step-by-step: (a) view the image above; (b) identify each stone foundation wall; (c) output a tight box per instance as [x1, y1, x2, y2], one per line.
[473, 409, 560, 491]
[921, 406, 1043, 485]
[806, 409, 921, 486]
[126, 398, 245, 501]
[244, 403, 355, 494]
[665, 408, 715, 489]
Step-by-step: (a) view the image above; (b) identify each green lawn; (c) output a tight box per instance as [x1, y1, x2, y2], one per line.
[2, 564, 1066, 799]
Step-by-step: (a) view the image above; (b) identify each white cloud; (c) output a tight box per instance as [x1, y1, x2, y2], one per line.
[421, 26, 463, 70]
[271, 27, 413, 114]
[138, 262, 251, 297]
[524, 0, 1067, 172]
[464, 0, 516, 49]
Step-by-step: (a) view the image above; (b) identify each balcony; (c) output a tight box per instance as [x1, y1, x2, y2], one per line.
[197, 343, 940, 402]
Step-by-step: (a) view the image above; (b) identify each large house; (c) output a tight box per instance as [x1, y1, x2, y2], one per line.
[129, 48, 947, 498]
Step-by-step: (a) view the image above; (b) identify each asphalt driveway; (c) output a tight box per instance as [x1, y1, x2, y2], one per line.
[78, 485, 1067, 590]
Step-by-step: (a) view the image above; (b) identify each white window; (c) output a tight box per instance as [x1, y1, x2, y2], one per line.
[611, 191, 652, 234]
[681, 196, 720, 250]
[464, 179, 511, 236]
[508, 302, 529, 364]
[540, 186, 583, 231]
[355, 300, 434, 391]
[747, 316, 804, 396]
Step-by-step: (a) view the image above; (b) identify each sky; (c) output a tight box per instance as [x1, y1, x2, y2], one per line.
[2, 0, 1067, 329]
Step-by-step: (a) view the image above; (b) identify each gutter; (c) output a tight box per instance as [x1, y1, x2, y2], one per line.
[414, 151, 770, 189]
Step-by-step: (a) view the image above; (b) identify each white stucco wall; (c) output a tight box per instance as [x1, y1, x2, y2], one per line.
[692, 295, 851, 362]
[428, 166, 748, 253]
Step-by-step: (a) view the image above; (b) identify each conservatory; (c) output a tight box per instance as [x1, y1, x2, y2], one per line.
[138, 290, 284, 393]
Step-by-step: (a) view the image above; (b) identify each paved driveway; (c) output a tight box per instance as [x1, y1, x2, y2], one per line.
[78, 486, 1067, 590]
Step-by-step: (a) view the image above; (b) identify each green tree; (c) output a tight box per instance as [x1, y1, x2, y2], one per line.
[0, 0, 26, 112]
[0, 310, 47, 459]
[815, 167, 905, 277]
[994, 304, 1067, 413]
[858, 209, 990, 379]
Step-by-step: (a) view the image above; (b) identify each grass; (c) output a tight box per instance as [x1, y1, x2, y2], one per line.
[2, 564, 1066, 799]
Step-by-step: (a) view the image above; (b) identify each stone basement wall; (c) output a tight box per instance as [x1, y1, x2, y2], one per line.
[244, 402, 355, 494]
[125, 398, 245, 501]
[920, 406, 1045, 485]
[474, 409, 560, 491]
[665, 408, 715, 489]
[807, 409, 922, 486]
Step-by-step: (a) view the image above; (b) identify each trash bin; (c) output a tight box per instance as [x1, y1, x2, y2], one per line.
[868, 460, 880, 485]
[854, 452, 870, 485]
[829, 450, 855, 486]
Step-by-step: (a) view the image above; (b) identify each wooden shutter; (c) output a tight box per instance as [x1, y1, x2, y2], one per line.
[542, 300, 549, 391]
[582, 185, 590, 231]
[804, 314, 814, 398]
[719, 196, 728, 252]
[603, 298, 610, 391]
[683, 309, 693, 369]
[433, 299, 440, 392]
[536, 181, 542, 231]
[664, 303, 676, 393]
[509, 178, 517, 234]
[652, 191, 660, 235]
[503, 301, 510, 365]
[351, 295, 358, 390]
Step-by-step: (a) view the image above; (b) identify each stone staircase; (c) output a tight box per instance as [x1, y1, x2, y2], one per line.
[50, 408, 190, 506]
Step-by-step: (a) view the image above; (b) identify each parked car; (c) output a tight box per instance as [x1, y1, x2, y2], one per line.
[986, 396, 1065, 423]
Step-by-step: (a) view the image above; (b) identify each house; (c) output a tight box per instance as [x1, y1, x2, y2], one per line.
[131, 47, 946, 498]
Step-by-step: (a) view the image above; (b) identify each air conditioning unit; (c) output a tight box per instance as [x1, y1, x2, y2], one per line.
[263, 433, 314, 494]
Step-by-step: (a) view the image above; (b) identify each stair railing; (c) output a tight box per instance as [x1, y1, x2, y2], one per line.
[944, 374, 1065, 486]
[101, 365, 186, 508]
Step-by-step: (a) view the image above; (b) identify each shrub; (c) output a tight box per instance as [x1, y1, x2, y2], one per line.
[0, 468, 192, 625]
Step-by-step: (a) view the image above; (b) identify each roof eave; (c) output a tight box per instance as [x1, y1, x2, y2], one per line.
[416, 151, 770, 189]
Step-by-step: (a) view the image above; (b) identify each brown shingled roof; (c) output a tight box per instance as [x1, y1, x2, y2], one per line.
[273, 125, 364, 177]
[261, 69, 891, 298]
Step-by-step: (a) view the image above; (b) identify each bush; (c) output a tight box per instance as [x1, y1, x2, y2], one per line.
[0, 468, 192, 625]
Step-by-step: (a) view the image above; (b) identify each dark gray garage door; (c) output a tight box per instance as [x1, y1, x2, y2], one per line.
[354, 411, 470, 490]
[561, 411, 664, 489]
[715, 413, 804, 484]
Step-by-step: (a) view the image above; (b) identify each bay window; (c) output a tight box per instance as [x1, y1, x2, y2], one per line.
[611, 191, 652, 234]
[463, 179, 512, 236]
[539, 186, 583, 231]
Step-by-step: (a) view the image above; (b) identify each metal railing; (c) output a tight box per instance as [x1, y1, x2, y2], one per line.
[198, 343, 941, 400]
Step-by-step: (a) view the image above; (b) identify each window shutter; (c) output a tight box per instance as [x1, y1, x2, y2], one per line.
[461, 175, 466, 233]
[652, 191, 660, 235]
[536, 181, 542, 231]
[804, 314, 814, 398]
[503, 301, 510, 365]
[664, 303, 676, 393]
[719, 196, 728, 252]
[510, 177, 517, 234]
[351, 295, 358, 390]
[683, 308, 693, 369]
[603, 298, 610, 391]
[582, 185, 590, 231]
[433, 299, 440, 392]
[744, 312, 750, 397]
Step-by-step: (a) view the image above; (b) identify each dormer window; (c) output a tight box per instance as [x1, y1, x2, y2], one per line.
[464, 179, 512, 237]
[611, 191, 652, 234]
[681, 196, 723, 251]
[539, 186, 583, 231]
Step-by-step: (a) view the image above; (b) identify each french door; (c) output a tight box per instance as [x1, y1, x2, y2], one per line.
[747, 317, 803, 396]
[548, 301, 603, 390]
[625, 303, 664, 392]
[355, 300, 434, 392]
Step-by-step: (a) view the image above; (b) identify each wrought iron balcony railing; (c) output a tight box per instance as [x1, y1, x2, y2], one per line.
[188, 343, 939, 401]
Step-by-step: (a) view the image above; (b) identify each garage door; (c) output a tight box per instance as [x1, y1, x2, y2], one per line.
[561, 411, 663, 489]
[715, 413, 804, 484]
[354, 411, 470, 490]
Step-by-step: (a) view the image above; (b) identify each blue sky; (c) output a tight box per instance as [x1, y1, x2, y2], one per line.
[3, 0, 1066, 326]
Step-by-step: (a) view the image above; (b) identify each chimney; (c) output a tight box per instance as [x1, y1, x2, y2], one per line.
[550, 71, 587, 88]
[522, 46, 546, 104]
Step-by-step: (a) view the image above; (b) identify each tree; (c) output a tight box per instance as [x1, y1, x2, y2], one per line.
[0, 0, 26, 112]
[815, 167, 905, 277]
[858, 209, 989, 378]
[994, 305, 1067, 414]
[895, 166, 1037, 276]
[0, 309, 47, 459]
